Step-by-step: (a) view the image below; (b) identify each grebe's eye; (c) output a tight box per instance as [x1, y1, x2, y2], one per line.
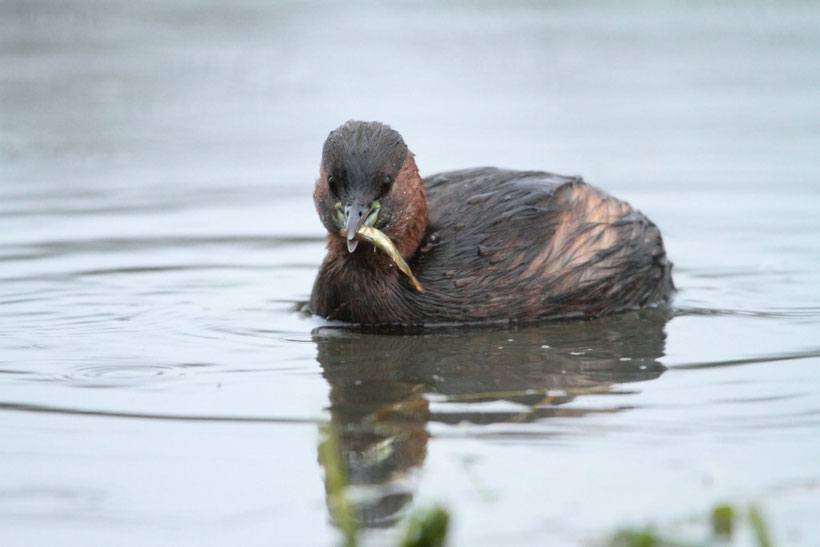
[327, 175, 338, 195]
[381, 175, 392, 194]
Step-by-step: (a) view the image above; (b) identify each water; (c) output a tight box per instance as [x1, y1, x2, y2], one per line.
[2, 1, 819, 545]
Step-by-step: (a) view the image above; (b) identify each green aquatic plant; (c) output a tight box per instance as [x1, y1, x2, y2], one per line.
[748, 505, 772, 547]
[606, 503, 774, 547]
[710, 503, 734, 538]
[318, 422, 450, 547]
[398, 505, 450, 547]
[608, 528, 687, 547]
[318, 423, 358, 547]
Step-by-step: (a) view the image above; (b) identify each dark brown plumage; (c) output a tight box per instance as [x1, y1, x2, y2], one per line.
[310, 120, 674, 326]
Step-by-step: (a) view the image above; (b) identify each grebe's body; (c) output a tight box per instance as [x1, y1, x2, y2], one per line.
[310, 121, 673, 326]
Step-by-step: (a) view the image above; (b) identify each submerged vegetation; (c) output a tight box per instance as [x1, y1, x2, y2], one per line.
[321, 418, 777, 547]
[318, 423, 357, 547]
[399, 506, 450, 547]
[608, 503, 774, 547]
[318, 423, 450, 547]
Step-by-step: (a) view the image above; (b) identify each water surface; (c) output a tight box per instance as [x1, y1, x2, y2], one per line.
[1, 1, 819, 545]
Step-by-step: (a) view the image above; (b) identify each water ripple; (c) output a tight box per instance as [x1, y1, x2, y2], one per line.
[0, 235, 325, 262]
[52, 363, 189, 389]
[675, 306, 820, 319]
[0, 401, 317, 424]
[671, 347, 820, 370]
[0, 486, 104, 518]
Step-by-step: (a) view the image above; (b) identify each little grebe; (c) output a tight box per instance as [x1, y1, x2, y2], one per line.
[310, 121, 673, 325]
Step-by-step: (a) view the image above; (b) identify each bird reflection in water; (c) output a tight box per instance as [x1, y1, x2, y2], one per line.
[313, 308, 670, 530]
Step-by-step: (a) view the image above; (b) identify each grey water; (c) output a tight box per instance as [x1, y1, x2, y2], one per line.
[1, 1, 819, 545]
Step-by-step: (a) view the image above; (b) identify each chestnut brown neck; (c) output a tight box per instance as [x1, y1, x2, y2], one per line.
[381, 151, 427, 258]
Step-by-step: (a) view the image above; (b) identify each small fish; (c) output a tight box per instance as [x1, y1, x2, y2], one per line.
[339, 225, 425, 293]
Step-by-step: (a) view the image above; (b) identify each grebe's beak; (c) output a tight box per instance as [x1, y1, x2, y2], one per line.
[344, 200, 368, 253]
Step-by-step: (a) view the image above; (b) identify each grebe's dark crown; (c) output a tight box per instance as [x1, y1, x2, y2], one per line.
[322, 120, 407, 200]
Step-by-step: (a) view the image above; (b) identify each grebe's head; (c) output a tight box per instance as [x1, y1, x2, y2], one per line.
[316, 121, 409, 253]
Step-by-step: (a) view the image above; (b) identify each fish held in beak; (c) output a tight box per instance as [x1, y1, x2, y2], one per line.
[339, 225, 424, 293]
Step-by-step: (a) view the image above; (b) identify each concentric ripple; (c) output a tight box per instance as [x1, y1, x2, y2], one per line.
[55, 363, 187, 389]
